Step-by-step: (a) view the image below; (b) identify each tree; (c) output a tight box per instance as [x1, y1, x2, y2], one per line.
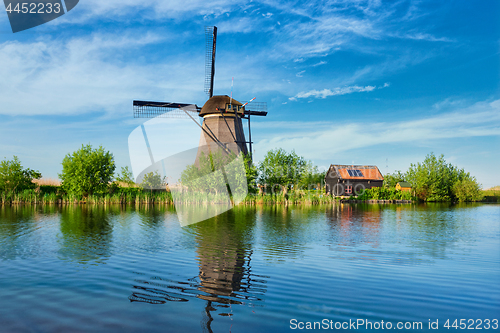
[59, 144, 115, 197]
[0, 156, 41, 194]
[141, 171, 165, 194]
[453, 175, 483, 202]
[405, 153, 451, 201]
[405, 152, 482, 202]
[258, 148, 307, 192]
[383, 171, 406, 188]
[116, 166, 135, 187]
[298, 161, 324, 190]
[180, 150, 226, 195]
[243, 154, 258, 194]
[180, 150, 251, 198]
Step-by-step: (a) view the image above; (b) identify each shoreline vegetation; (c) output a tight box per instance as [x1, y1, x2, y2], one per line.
[1, 186, 497, 206]
[1, 145, 497, 206]
[0, 192, 412, 206]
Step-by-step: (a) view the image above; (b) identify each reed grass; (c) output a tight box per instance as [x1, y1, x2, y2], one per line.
[0, 189, 174, 205]
[1, 187, 416, 206]
[243, 190, 337, 205]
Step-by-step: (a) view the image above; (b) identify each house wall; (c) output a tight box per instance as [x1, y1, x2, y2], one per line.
[325, 177, 383, 196]
[396, 183, 412, 192]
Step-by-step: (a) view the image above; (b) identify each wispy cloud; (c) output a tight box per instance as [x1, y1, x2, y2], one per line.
[390, 32, 454, 43]
[432, 98, 467, 110]
[254, 99, 500, 161]
[289, 83, 389, 100]
[63, 0, 244, 21]
[0, 32, 206, 116]
[48, 0, 453, 61]
[312, 61, 327, 67]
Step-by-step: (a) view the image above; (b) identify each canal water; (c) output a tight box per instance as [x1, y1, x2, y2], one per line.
[0, 203, 499, 332]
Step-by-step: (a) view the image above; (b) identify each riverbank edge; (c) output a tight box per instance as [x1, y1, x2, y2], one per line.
[1, 199, 417, 205]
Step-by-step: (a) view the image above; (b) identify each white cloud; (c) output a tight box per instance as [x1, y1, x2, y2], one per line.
[392, 32, 454, 43]
[433, 98, 466, 110]
[296, 70, 305, 77]
[312, 61, 327, 67]
[290, 83, 389, 100]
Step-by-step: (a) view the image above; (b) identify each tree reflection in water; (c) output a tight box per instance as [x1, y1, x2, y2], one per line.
[58, 205, 115, 264]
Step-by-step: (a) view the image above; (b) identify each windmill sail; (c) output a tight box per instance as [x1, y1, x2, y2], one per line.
[133, 100, 200, 119]
[204, 26, 217, 98]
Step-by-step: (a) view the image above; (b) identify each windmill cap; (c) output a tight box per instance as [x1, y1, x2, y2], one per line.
[200, 95, 244, 116]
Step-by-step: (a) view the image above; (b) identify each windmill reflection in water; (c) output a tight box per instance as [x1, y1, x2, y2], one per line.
[128, 210, 267, 332]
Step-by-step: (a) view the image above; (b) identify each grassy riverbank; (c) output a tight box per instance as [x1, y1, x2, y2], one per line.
[1, 187, 415, 205]
[0, 187, 174, 205]
[482, 187, 500, 202]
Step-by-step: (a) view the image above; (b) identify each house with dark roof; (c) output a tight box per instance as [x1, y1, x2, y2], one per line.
[325, 165, 384, 196]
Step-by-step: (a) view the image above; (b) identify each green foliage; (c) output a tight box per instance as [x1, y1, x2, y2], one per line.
[245, 190, 335, 205]
[39, 185, 58, 194]
[116, 166, 135, 186]
[59, 144, 116, 197]
[482, 187, 500, 202]
[244, 154, 258, 194]
[453, 177, 483, 202]
[180, 150, 226, 195]
[140, 171, 166, 193]
[0, 185, 173, 205]
[383, 171, 405, 188]
[180, 150, 250, 200]
[258, 148, 307, 191]
[298, 161, 324, 190]
[405, 152, 482, 202]
[357, 187, 413, 201]
[0, 156, 41, 195]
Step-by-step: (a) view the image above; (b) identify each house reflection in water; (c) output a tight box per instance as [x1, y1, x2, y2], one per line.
[326, 204, 383, 249]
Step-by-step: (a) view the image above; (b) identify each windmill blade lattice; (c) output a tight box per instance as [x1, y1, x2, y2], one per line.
[204, 26, 217, 98]
[133, 101, 200, 119]
[245, 101, 267, 114]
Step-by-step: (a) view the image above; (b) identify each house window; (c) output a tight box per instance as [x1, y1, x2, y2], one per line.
[346, 186, 352, 194]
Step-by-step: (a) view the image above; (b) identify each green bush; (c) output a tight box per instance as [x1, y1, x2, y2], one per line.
[59, 144, 115, 197]
[0, 156, 41, 195]
[405, 153, 482, 202]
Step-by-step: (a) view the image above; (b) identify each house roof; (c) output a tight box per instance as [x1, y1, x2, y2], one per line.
[327, 165, 384, 181]
[397, 182, 412, 188]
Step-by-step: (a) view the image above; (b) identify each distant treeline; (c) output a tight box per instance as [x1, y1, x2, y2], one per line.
[0, 145, 493, 205]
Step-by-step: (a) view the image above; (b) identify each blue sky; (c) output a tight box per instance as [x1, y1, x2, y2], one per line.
[0, 0, 499, 187]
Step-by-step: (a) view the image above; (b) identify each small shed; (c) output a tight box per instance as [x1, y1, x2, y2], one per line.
[396, 182, 412, 192]
[324, 165, 384, 196]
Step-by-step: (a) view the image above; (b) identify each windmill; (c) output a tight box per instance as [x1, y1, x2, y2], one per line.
[132, 26, 267, 162]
